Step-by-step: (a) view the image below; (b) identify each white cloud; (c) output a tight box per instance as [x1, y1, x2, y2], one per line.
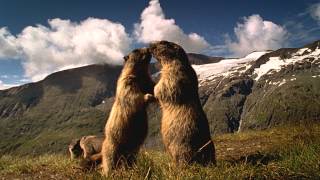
[1, 4, 292, 84]
[18, 18, 132, 81]
[0, 1, 213, 83]
[0, 28, 20, 59]
[134, 0, 210, 53]
[309, 3, 320, 22]
[0, 80, 18, 90]
[227, 14, 288, 57]
[0, 74, 20, 79]
[0, 18, 132, 81]
[0, 75, 9, 79]
[19, 78, 31, 83]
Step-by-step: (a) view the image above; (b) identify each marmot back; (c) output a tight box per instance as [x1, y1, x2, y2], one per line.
[150, 41, 216, 165]
[68, 135, 104, 160]
[101, 48, 155, 176]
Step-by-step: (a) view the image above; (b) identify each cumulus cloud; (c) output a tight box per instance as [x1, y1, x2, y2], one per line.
[0, 80, 18, 90]
[0, 1, 212, 82]
[227, 15, 288, 57]
[0, 74, 19, 79]
[0, 28, 20, 59]
[0, 18, 132, 81]
[134, 0, 210, 53]
[309, 3, 320, 23]
[0, 75, 9, 79]
[19, 18, 132, 81]
[0, 80, 6, 90]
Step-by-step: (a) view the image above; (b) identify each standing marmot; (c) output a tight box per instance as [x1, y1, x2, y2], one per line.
[149, 41, 216, 165]
[68, 135, 104, 159]
[101, 48, 155, 175]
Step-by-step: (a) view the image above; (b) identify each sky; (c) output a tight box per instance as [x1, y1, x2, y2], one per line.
[0, 0, 319, 89]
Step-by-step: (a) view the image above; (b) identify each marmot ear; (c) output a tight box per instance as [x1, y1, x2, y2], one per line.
[123, 55, 129, 61]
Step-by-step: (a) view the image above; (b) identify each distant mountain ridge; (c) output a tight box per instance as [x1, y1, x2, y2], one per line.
[0, 41, 319, 154]
[187, 53, 223, 65]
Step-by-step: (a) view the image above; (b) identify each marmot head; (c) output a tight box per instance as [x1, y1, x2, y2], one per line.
[123, 48, 151, 69]
[68, 138, 82, 159]
[149, 41, 189, 65]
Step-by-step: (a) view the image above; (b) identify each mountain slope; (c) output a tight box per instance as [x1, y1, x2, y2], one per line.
[0, 41, 319, 154]
[0, 64, 122, 154]
[197, 40, 320, 134]
[239, 41, 320, 130]
[0, 52, 220, 154]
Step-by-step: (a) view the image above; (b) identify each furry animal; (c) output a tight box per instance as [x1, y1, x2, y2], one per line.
[79, 152, 103, 170]
[149, 41, 216, 165]
[101, 48, 155, 175]
[68, 135, 104, 159]
[69, 138, 82, 159]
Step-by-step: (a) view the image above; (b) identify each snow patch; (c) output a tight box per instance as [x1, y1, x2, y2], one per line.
[294, 48, 309, 55]
[269, 79, 286, 86]
[254, 57, 284, 80]
[278, 79, 286, 86]
[253, 47, 320, 81]
[244, 51, 269, 59]
[193, 51, 268, 84]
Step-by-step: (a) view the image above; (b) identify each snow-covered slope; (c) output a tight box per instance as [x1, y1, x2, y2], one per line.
[193, 42, 320, 87]
[196, 40, 320, 134]
[193, 51, 269, 85]
[253, 46, 320, 81]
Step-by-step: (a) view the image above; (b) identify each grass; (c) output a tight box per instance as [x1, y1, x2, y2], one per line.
[1, 123, 319, 180]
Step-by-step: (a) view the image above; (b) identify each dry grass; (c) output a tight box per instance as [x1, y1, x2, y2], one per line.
[1, 123, 319, 180]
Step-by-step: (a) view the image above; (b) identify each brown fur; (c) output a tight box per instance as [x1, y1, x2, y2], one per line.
[80, 153, 103, 170]
[149, 41, 216, 165]
[68, 135, 104, 160]
[101, 48, 155, 175]
[80, 135, 104, 159]
[68, 138, 82, 159]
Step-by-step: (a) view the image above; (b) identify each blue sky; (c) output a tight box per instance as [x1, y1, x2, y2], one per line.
[0, 0, 319, 89]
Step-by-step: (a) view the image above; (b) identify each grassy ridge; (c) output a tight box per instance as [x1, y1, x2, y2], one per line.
[1, 123, 319, 179]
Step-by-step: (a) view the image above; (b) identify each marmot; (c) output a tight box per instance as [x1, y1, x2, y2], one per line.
[68, 135, 104, 159]
[101, 48, 155, 175]
[68, 138, 82, 159]
[149, 41, 216, 165]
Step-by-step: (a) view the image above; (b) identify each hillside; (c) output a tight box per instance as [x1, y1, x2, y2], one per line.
[0, 41, 319, 154]
[196, 40, 320, 134]
[0, 52, 222, 154]
[0, 64, 122, 154]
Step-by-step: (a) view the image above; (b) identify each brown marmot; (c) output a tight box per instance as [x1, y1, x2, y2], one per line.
[149, 41, 216, 165]
[68, 135, 104, 159]
[68, 138, 82, 159]
[101, 48, 155, 175]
